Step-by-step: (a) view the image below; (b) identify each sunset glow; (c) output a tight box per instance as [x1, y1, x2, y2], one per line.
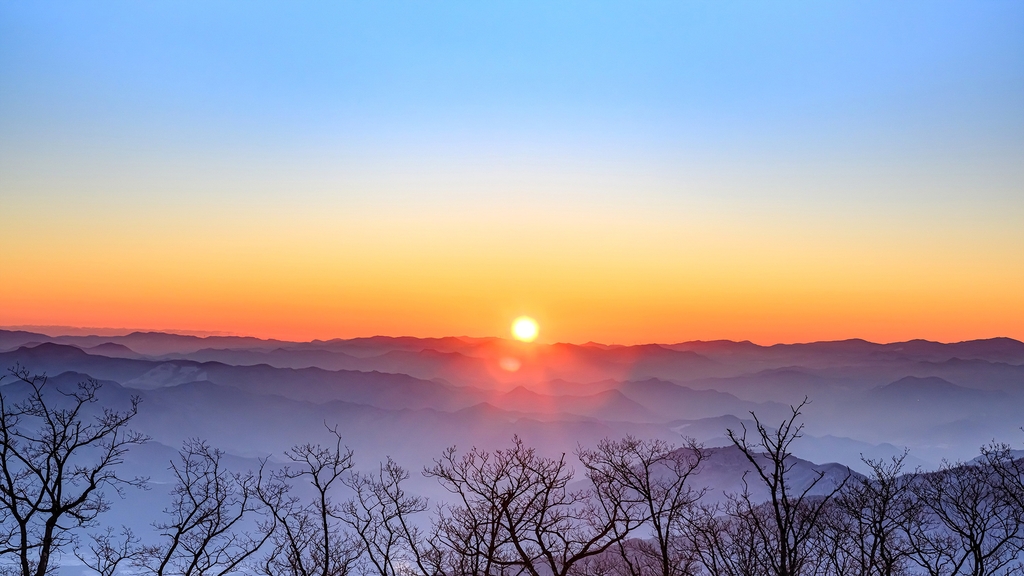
[512, 317, 539, 343]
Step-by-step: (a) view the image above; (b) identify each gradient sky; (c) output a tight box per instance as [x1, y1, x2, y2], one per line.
[1, 1, 1022, 344]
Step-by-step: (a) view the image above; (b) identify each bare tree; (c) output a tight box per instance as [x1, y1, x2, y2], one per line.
[979, 441, 1024, 520]
[687, 500, 772, 576]
[716, 399, 849, 576]
[256, 426, 361, 576]
[426, 436, 641, 576]
[136, 438, 274, 576]
[815, 452, 917, 576]
[0, 366, 147, 576]
[341, 457, 438, 576]
[904, 455, 1024, 576]
[428, 461, 518, 576]
[74, 527, 142, 576]
[578, 436, 705, 576]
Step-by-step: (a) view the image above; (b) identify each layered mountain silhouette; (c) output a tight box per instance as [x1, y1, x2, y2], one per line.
[2, 327, 1023, 558]
[1, 329, 1022, 479]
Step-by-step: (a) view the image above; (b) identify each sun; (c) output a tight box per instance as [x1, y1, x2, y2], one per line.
[511, 316, 539, 342]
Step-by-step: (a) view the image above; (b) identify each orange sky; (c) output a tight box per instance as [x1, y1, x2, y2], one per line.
[2, 179, 1021, 345]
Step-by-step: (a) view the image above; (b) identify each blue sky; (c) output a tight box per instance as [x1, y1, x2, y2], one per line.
[4, 1, 1021, 162]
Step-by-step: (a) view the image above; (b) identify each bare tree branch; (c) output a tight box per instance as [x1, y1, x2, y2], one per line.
[0, 365, 147, 576]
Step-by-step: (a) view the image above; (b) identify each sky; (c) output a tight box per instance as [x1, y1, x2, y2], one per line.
[1, 1, 1022, 344]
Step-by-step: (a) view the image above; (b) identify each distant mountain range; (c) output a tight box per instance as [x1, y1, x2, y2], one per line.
[1, 329, 1022, 479]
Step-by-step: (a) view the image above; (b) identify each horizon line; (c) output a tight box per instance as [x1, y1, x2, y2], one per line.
[3, 324, 1020, 349]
